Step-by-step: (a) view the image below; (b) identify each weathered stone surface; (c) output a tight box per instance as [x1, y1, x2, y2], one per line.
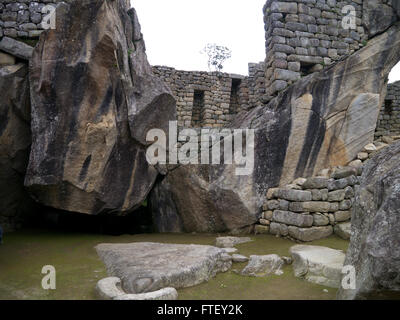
[338, 141, 400, 300]
[222, 248, 238, 254]
[273, 210, 313, 228]
[334, 222, 351, 240]
[270, 222, 289, 237]
[95, 242, 232, 294]
[302, 177, 330, 190]
[363, 0, 398, 37]
[328, 190, 345, 202]
[289, 201, 331, 213]
[215, 236, 253, 248]
[288, 226, 333, 242]
[114, 287, 178, 301]
[25, 0, 176, 215]
[0, 64, 35, 232]
[0, 52, 16, 66]
[290, 245, 345, 288]
[151, 23, 400, 233]
[241, 254, 284, 277]
[313, 213, 330, 226]
[275, 188, 312, 202]
[232, 254, 249, 263]
[96, 277, 124, 300]
[0, 37, 33, 60]
[334, 211, 351, 223]
[331, 167, 357, 180]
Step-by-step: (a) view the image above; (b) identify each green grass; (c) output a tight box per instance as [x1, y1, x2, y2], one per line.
[0, 229, 349, 300]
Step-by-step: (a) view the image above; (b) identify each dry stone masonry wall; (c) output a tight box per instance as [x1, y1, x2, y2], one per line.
[256, 136, 400, 241]
[152, 65, 265, 128]
[0, 1, 64, 39]
[256, 166, 361, 242]
[376, 81, 400, 138]
[263, 0, 371, 99]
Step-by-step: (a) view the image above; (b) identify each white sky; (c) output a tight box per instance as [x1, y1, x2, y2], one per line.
[131, 0, 400, 82]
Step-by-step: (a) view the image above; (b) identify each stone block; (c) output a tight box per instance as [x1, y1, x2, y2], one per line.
[273, 210, 313, 228]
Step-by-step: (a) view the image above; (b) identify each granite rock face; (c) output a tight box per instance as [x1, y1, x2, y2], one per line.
[25, 0, 176, 215]
[338, 141, 400, 300]
[363, 0, 399, 37]
[151, 23, 400, 233]
[95, 242, 232, 294]
[0, 64, 35, 232]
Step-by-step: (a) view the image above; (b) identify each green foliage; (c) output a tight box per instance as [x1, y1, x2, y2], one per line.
[201, 43, 232, 72]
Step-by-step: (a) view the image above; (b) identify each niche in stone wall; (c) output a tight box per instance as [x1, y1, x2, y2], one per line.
[229, 79, 241, 115]
[384, 99, 393, 115]
[191, 90, 205, 127]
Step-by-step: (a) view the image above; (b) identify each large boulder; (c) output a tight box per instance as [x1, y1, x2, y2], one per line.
[338, 141, 400, 300]
[290, 245, 346, 288]
[95, 242, 232, 294]
[0, 64, 35, 232]
[25, 0, 176, 215]
[363, 0, 399, 37]
[151, 23, 400, 233]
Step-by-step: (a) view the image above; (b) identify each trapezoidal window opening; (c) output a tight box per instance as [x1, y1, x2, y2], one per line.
[191, 90, 205, 127]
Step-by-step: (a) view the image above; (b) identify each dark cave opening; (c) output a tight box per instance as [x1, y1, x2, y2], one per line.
[24, 203, 154, 236]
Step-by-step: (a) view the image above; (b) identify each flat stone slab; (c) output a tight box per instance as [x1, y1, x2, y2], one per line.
[0, 37, 33, 60]
[95, 242, 232, 294]
[334, 222, 351, 240]
[232, 254, 249, 263]
[290, 245, 345, 288]
[241, 254, 284, 277]
[215, 236, 253, 248]
[96, 277, 178, 300]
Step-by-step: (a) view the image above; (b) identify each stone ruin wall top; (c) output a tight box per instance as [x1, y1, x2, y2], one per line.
[263, 0, 398, 100]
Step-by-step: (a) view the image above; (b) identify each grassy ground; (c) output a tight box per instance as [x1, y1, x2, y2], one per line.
[0, 229, 349, 300]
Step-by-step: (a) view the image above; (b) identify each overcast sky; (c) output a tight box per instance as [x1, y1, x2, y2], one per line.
[131, 0, 400, 82]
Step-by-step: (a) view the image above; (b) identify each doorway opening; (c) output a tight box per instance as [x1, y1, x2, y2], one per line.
[229, 78, 241, 115]
[191, 90, 205, 127]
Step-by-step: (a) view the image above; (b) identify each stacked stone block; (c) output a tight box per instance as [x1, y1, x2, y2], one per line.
[248, 62, 266, 108]
[263, 0, 369, 99]
[375, 81, 400, 138]
[256, 166, 361, 241]
[0, 1, 63, 39]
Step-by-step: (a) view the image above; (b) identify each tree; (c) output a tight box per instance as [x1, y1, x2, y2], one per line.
[201, 43, 232, 72]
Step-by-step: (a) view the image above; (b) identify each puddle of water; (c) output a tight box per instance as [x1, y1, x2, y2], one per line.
[0, 229, 348, 300]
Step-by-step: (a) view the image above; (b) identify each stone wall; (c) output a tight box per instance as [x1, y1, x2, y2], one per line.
[152, 66, 254, 128]
[257, 167, 360, 241]
[255, 136, 400, 241]
[375, 81, 400, 138]
[0, 1, 65, 39]
[262, 0, 397, 100]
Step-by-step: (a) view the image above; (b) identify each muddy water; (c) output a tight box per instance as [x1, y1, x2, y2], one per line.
[0, 229, 349, 300]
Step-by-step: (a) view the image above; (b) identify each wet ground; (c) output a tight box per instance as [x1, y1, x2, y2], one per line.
[0, 229, 349, 300]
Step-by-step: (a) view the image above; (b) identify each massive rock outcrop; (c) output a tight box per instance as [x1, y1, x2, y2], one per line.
[0, 63, 34, 232]
[363, 0, 399, 37]
[338, 141, 400, 300]
[25, 0, 176, 215]
[151, 22, 400, 233]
